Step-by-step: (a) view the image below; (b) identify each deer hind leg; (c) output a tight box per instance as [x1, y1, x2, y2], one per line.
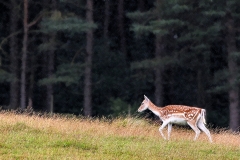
[187, 121, 201, 141]
[197, 119, 213, 143]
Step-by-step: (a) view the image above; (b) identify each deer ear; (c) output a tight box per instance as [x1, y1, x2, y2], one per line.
[144, 95, 149, 101]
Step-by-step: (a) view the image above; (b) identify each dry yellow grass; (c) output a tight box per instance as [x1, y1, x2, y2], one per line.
[0, 111, 239, 159]
[0, 111, 238, 146]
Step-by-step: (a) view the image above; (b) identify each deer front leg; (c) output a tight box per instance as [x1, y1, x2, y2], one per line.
[167, 123, 172, 140]
[159, 121, 169, 140]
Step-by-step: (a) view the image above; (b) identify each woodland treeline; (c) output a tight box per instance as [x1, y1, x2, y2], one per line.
[0, 0, 239, 131]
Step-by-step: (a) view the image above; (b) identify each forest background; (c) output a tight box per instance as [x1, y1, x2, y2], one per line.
[0, 0, 239, 132]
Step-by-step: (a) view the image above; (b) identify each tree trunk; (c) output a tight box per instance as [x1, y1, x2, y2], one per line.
[225, 11, 240, 132]
[154, 35, 163, 107]
[9, 0, 19, 109]
[104, 0, 110, 41]
[20, 0, 28, 109]
[46, 36, 55, 113]
[28, 53, 35, 109]
[46, 0, 57, 113]
[154, 0, 164, 107]
[197, 68, 205, 108]
[84, 0, 94, 116]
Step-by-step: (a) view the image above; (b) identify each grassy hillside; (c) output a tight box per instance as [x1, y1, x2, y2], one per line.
[0, 111, 239, 160]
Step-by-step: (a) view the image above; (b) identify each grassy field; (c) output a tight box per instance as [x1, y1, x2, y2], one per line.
[0, 111, 239, 160]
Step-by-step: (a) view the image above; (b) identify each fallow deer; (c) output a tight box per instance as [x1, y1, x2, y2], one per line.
[138, 95, 212, 142]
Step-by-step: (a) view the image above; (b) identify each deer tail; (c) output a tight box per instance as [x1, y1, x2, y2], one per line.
[201, 109, 207, 124]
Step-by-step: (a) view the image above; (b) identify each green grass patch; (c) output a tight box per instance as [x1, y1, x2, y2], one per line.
[50, 139, 97, 150]
[0, 112, 238, 159]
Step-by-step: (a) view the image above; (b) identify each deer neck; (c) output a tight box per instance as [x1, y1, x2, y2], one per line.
[148, 101, 161, 117]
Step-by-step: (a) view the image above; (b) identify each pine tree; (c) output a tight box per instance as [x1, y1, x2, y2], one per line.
[225, 0, 240, 132]
[129, 0, 240, 130]
[40, 0, 97, 115]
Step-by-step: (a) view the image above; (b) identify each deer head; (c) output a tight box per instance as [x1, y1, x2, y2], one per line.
[138, 95, 150, 112]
